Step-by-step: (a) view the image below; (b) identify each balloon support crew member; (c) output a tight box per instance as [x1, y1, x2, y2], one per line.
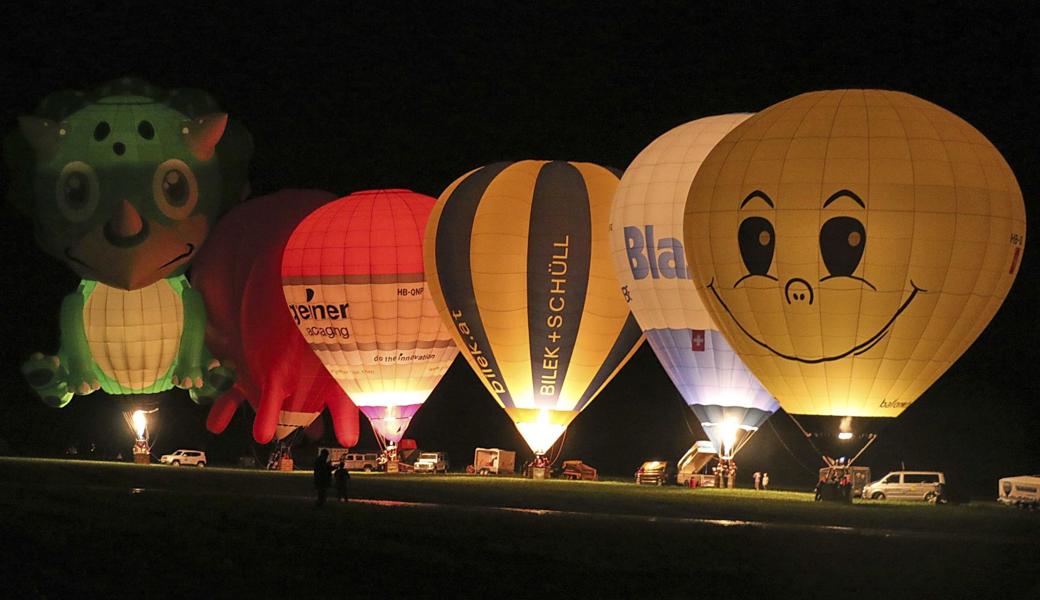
[335, 456, 351, 502]
[313, 448, 333, 507]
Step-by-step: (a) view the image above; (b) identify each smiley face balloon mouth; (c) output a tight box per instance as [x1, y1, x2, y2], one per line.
[705, 276, 926, 364]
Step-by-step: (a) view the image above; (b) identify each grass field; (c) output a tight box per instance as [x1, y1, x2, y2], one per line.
[1, 458, 1037, 598]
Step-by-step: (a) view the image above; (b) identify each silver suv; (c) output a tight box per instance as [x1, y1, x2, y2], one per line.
[160, 449, 207, 467]
[863, 471, 945, 501]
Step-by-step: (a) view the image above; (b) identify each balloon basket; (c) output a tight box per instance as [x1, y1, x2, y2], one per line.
[277, 457, 294, 471]
[132, 439, 150, 464]
[529, 466, 550, 480]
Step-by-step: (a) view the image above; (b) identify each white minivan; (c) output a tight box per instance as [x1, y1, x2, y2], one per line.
[863, 471, 945, 501]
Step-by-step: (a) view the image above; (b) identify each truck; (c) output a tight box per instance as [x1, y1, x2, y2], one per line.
[413, 452, 450, 473]
[635, 460, 675, 485]
[473, 448, 515, 475]
[561, 460, 598, 481]
[998, 475, 1040, 508]
[320, 447, 380, 471]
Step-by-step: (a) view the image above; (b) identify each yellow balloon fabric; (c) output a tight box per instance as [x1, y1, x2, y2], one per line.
[683, 90, 1025, 419]
[425, 161, 644, 455]
[84, 279, 184, 392]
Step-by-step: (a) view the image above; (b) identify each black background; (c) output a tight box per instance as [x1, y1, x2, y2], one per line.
[0, 2, 1036, 495]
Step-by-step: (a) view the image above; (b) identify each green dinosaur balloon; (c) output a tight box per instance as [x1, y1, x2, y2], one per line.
[4, 78, 252, 407]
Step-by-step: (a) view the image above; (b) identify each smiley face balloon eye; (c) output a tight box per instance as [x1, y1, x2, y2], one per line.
[819, 216, 866, 277]
[738, 216, 775, 277]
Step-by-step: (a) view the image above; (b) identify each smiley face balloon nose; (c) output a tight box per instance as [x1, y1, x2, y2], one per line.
[683, 90, 1025, 421]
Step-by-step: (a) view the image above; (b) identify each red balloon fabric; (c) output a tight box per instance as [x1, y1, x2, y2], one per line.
[281, 189, 459, 444]
[192, 189, 359, 447]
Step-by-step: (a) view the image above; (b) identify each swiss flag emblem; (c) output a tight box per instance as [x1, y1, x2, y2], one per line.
[691, 329, 705, 352]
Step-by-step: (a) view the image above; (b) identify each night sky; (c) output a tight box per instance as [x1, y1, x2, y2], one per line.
[0, 3, 1036, 495]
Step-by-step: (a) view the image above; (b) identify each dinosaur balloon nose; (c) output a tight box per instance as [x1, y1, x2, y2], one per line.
[104, 200, 149, 248]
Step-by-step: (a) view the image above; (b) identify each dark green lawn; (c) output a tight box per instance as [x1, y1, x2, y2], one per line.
[1, 458, 1037, 598]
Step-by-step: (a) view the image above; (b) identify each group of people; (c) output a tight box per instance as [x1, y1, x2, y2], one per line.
[814, 469, 853, 502]
[752, 471, 770, 490]
[267, 445, 289, 470]
[313, 448, 351, 507]
[710, 461, 740, 488]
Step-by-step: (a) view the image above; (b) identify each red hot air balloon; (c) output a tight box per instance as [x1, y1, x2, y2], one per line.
[282, 189, 460, 446]
[192, 189, 359, 447]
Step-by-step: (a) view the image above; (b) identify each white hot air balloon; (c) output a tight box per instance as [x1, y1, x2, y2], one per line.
[610, 114, 778, 459]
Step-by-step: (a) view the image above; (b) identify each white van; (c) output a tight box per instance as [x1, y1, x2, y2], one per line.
[998, 475, 1040, 508]
[862, 471, 945, 501]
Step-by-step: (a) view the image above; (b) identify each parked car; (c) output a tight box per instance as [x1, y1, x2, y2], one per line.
[561, 460, 598, 481]
[863, 471, 945, 501]
[338, 452, 380, 472]
[160, 449, 207, 467]
[413, 452, 450, 473]
[635, 461, 675, 485]
[998, 475, 1040, 509]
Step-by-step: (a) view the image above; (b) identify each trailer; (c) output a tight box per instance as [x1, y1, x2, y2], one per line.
[998, 475, 1040, 508]
[473, 448, 515, 475]
[677, 441, 717, 487]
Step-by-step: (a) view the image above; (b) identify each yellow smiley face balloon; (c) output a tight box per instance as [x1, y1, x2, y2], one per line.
[683, 90, 1025, 422]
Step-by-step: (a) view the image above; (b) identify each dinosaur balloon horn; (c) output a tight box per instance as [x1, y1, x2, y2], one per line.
[181, 113, 227, 161]
[18, 116, 67, 159]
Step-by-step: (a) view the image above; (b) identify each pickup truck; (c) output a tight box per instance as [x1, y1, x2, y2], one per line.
[413, 452, 449, 473]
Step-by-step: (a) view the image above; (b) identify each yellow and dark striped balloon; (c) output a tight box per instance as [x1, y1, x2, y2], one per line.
[425, 161, 644, 455]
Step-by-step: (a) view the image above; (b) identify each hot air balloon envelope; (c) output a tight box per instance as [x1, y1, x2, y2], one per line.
[683, 90, 1025, 458]
[282, 189, 459, 444]
[426, 161, 644, 455]
[192, 189, 360, 447]
[610, 114, 777, 458]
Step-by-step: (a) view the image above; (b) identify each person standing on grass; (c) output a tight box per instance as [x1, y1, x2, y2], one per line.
[753, 471, 762, 490]
[335, 455, 351, 503]
[762, 472, 770, 490]
[313, 448, 334, 507]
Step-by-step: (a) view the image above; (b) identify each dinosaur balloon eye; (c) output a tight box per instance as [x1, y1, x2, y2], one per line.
[152, 158, 198, 220]
[137, 121, 155, 140]
[55, 161, 100, 222]
[820, 216, 866, 277]
[163, 172, 188, 205]
[738, 216, 775, 276]
[93, 121, 110, 141]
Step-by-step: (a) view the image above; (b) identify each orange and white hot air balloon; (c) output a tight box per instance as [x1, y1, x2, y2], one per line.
[281, 189, 459, 445]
